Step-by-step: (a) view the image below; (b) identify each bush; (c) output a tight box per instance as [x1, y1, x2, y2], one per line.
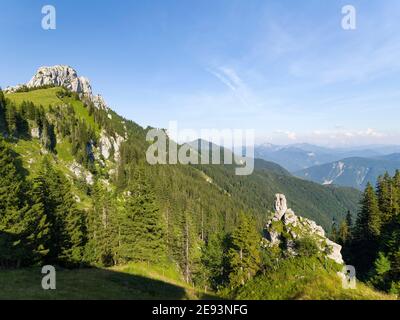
[294, 237, 320, 257]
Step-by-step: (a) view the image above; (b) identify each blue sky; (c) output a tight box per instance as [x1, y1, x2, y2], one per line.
[1, 0, 400, 146]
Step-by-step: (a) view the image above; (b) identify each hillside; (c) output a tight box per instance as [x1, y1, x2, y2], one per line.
[234, 256, 394, 300]
[295, 157, 400, 190]
[195, 160, 360, 230]
[0, 65, 367, 299]
[0, 262, 215, 300]
[4, 85, 359, 230]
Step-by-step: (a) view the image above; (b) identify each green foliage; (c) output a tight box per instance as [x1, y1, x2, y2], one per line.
[233, 256, 392, 300]
[0, 137, 49, 267]
[32, 158, 86, 266]
[1, 86, 375, 300]
[117, 167, 166, 264]
[226, 212, 261, 288]
[294, 237, 320, 258]
[345, 171, 400, 294]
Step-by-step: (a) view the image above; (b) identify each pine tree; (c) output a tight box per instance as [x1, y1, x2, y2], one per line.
[33, 158, 86, 265]
[5, 103, 17, 136]
[370, 252, 391, 290]
[355, 183, 382, 239]
[338, 220, 350, 245]
[0, 138, 49, 267]
[118, 167, 166, 264]
[86, 182, 117, 266]
[226, 212, 261, 288]
[348, 183, 382, 277]
[377, 173, 396, 224]
[198, 233, 224, 290]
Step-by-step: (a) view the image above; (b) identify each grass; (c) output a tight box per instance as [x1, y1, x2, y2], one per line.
[6, 88, 99, 133]
[5, 87, 63, 107]
[55, 139, 74, 162]
[0, 263, 217, 300]
[63, 96, 100, 133]
[12, 138, 43, 176]
[234, 257, 396, 300]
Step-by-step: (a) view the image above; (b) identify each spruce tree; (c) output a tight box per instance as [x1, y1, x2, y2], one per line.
[0, 138, 48, 267]
[350, 183, 382, 277]
[6, 102, 17, 136]
[33, 158, 86, 265]
[226, 212, 261, 288]
[118, 167, 166, 264]
[355, 183, 382, 239]
[377, 173, 396, 224]
[86, 182, 117, 266]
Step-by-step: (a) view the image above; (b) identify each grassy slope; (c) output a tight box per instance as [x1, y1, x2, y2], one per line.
[234, 257, 394, 300]
[6, 87, 62, 107]
[0, 263, 216, 300]
[6, 88, 99, 132]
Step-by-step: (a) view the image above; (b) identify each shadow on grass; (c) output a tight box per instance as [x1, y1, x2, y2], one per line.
[0, 266, 217, 300]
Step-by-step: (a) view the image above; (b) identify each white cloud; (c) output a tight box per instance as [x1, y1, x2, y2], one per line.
[206, 66, 254, 109]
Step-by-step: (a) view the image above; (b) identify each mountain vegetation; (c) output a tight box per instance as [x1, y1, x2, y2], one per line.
[0, 82, 388, 300]
[342, 171, 400, 295]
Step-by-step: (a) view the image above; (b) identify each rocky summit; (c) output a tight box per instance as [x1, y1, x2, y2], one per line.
[27, 65, 92, 95]
[5, 65, 109, 111]
[263, 194, 344, 264]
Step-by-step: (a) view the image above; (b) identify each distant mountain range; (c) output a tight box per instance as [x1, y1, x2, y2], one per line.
[294, 154, 400, 190]
[255, 143, 400, 171]
[255, 143, 400, 190]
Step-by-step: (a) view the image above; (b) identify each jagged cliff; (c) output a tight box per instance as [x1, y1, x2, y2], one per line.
[263, 194, 344, 264]
[5, 65, 109, 111]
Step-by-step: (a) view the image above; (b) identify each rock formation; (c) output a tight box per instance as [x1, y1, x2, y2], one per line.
[4, 65, 110, 111]
[263, 194, 344, 264]
[274, 193, 287, 220]
[27, 65, 92, 95]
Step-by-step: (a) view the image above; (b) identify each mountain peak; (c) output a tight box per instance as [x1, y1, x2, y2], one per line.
[5, 65, 110, 111]
[27, 65, 92, 96]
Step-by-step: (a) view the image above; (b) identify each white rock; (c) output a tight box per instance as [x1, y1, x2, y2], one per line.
[31, 127, 40, 139]
[274, 193, 287, 220]
[27, 65, 92, 96]
[264, 194, 344, 264]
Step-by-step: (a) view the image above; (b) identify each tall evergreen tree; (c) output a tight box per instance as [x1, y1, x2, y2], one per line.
[86, 182, 117, 266]
[5, 102, 17, 136]
[0, 138, 48, 267]
[33, 158, 86, 265]
[118, 167, 166, 264]
[355, 183, 382, 240]
[377, 173, 397, 224]
[348, 183, 382, 277]
[226, 212, 261, 288]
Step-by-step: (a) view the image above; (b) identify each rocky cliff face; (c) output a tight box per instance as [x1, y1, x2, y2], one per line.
[27, 65, 92, 95]
[263, 194, 344, 264]
[5, 65, 109, 111]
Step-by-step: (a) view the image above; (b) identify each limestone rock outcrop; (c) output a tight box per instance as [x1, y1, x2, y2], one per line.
[4, 65, 110, 111]
[27, 65, 93, 95]
[263, 194, 344, 264]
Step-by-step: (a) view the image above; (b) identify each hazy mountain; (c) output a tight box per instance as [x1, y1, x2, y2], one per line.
[295, 155, 400, 190]
[255, 143, 399, 172]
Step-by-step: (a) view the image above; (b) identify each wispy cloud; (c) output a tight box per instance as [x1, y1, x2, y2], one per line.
[206, 66, 253, 108]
